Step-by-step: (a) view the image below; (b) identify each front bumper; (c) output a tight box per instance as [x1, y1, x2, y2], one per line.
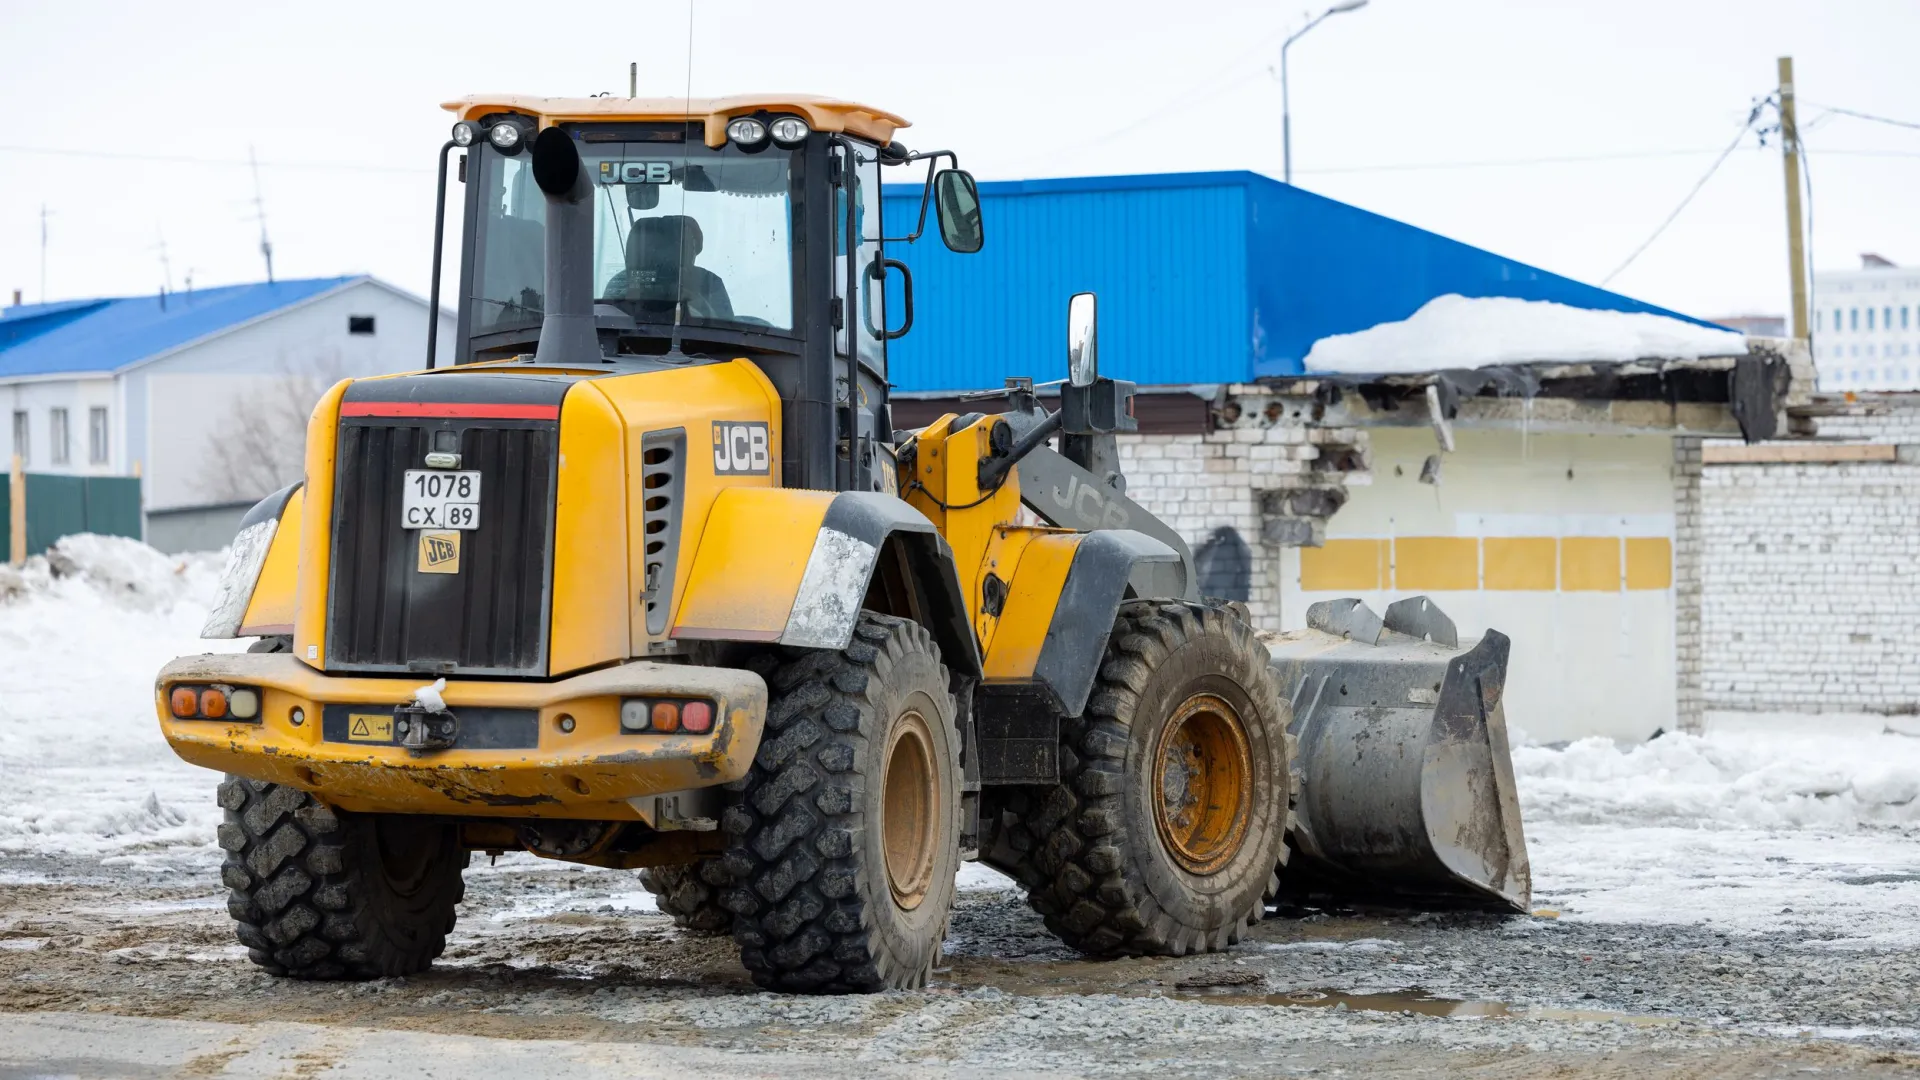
[155, 654, 766, 819]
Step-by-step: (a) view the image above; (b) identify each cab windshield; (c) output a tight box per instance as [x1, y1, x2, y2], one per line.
[466, 129, 798, 347]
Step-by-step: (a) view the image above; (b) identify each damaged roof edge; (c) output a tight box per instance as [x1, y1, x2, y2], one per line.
[1243, 337, 1815, 443]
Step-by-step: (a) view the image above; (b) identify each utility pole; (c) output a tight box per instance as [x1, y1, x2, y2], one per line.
[249, 146, 275, 284]
[1778, 56, 1809, 340]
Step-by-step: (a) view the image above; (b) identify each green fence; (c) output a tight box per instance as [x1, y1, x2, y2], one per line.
[0, 473, 143, 556]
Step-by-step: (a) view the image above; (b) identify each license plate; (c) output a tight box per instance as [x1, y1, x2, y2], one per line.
[402, 470, 482, 530]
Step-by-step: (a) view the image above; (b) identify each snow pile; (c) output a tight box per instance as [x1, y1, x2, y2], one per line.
[1518, 727, 1920, 941]
[1515, 727, 1920, 831]
[0, 535, 239, 864]
[1303, 294, 1749, 374]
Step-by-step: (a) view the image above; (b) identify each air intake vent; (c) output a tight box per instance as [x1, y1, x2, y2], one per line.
[640, 428, 686, 636]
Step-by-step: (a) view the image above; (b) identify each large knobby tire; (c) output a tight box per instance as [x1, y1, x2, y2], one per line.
[1023, 600, 1291, 957]
[721, 613, 961, 993]
[639, 860, 734, 935]
[217, 777, 467, 979]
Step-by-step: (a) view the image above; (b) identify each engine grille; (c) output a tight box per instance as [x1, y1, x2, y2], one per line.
[326, 420, 557, 676]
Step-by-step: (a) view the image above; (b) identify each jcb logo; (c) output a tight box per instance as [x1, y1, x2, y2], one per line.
[712, 421, 770, 475]
[599, 161, 672, 184]
[1042, 473, 1133, 530]
[416, 530, 461, 575]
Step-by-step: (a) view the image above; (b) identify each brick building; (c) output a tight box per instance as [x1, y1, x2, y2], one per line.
[1700, 393, 1920, 716]
[900, 339, 1813, 744]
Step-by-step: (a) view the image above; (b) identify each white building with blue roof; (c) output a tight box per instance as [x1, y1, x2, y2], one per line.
[0, 276, 454, 551]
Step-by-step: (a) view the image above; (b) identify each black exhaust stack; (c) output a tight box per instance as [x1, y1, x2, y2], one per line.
[530, 126, 600, 365]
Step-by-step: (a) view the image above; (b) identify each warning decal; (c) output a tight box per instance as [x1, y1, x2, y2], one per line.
[346, 713, 394, 742]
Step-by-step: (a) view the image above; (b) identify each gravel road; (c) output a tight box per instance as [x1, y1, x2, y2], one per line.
[5, 849, 1919, 1078]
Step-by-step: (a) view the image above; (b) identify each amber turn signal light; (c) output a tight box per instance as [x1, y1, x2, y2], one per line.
[619, 697, 716, 735]
[167, 683, 262, 722]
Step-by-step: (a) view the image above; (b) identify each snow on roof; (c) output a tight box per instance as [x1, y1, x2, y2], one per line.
[1303, 295, 1749, 376]
[0, 276, 362, 380]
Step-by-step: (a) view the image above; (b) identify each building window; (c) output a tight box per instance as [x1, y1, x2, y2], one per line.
[49, 408, 69, 466]
[348, 315, 376, 335]
[1851, 308, 1860, 330]
[1905, 306, 1912, 330]
[1867, 308, 1876, 330]
[10, 410, 25, 465]
[88, 407, 108, 465]
[1886, 307, 1894, 329]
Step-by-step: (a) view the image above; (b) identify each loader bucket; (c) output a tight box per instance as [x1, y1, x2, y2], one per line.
[1262, 596, 1531, 913]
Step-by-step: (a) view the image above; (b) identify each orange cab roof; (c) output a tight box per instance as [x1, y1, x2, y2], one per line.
[441, 94, 908, 148]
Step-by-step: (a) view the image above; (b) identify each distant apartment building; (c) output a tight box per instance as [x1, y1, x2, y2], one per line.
[1812, 254, 1920, 391]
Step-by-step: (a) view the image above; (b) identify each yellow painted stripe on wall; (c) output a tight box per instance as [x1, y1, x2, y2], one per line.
[1482, 537, 1557, 591]
[1558, 537, 1621, 591]
[1300, 538, 1386, 591]
[1393, 537, 1479, 591]
[1304, 536, 1671, 592]
[1625, 537, 1673, 589]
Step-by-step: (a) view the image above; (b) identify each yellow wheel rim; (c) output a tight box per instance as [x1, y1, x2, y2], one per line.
[1151, 693, 1254, 876]
[881, 708, 939, 911]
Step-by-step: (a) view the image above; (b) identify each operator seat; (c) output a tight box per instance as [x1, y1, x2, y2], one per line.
[605, 215, 734, 320]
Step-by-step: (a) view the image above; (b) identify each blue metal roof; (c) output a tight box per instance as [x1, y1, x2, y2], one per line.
[0, 277, 359, 379]
[881, 172, 1716, 392]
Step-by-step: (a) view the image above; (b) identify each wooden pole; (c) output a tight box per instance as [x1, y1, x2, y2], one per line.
[1778, 56, 1809, 341]
[9, 454, 24, 566]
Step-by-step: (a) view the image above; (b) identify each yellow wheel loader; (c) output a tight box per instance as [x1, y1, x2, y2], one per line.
[157, 94, 1529, 993]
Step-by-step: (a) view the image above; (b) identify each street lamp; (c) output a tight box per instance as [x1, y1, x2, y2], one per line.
[1281, 0, 1368, 185]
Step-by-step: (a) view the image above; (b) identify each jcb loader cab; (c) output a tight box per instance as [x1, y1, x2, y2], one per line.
[158, 94, 1529, 995]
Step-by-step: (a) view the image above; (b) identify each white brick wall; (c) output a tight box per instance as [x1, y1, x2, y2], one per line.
[1701, 397, 1920, 714]
[1674, 437, 1704, 733]
[1117, 425, 1303, 627]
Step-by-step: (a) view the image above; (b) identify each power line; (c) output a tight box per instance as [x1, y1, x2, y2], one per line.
[1299, 147, 1733, 174]
[1600, 98, 1771, 287]
[0, 144, 430, 174]
[1806, 101, 1920, 132]
[1023, 20, 1303, 161]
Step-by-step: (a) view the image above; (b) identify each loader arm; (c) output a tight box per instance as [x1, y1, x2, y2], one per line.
[995, 403, 1199, 601]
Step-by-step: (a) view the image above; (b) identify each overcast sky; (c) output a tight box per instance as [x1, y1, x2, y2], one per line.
[2, 0, 1915, 322]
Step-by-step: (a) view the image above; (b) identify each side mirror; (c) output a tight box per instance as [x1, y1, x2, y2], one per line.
[933, 169, 984, 253]
[1060, 290, 1134, 437]
[1067, 292, 1097, 387]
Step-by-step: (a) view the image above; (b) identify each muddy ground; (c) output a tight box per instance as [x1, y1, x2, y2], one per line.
[3, 853, 1919, 1078]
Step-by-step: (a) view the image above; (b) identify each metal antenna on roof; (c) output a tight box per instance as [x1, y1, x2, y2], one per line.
[630, 61, 638, 98]
[38, 204, 51, 302]
[666, 0, 695, 361]
[153, 228, 173, 298]
[248, 146, 275, 284]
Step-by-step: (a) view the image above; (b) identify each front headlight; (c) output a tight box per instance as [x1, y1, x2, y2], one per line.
[726, 117, 768, 147]
[201, 518, 276, 638]
[768, 116, 810, 146]
[488, 121, 524, 153]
